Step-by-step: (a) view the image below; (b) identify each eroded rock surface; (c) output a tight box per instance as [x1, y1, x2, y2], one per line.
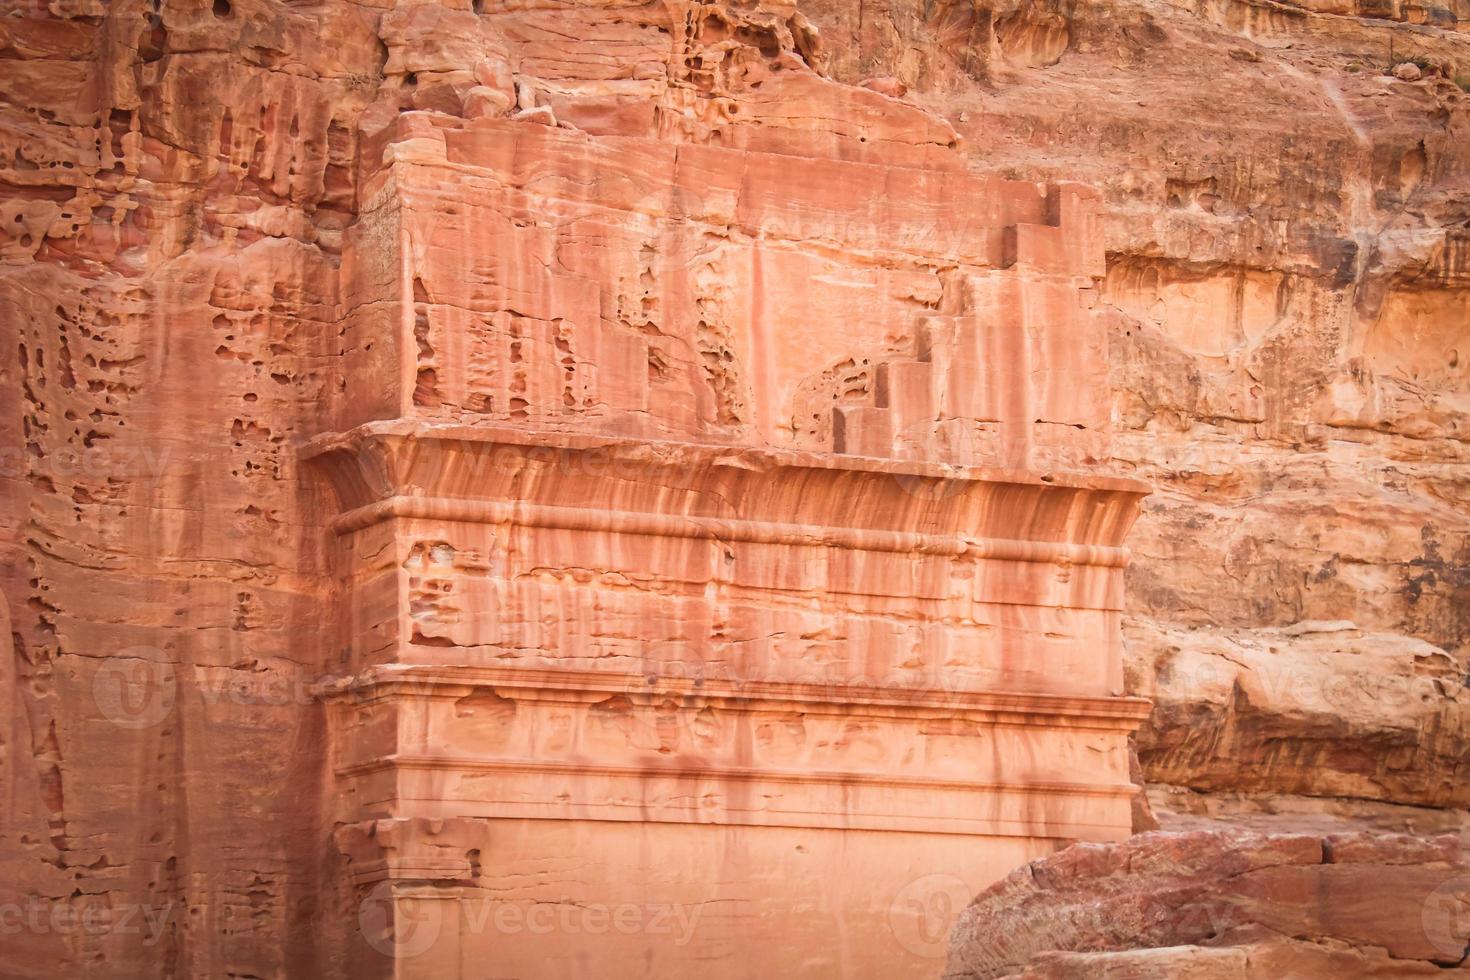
[1127, 617, 1469, 807]
[945, 830, 1470, 979]
[0, 0, 1467, 975]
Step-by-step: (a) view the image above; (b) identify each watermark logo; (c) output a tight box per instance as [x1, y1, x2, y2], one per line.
[1423, 876, 1470, 962]
[890, 420, 990, 503]
[888, 873, 971, 959]
[461, 899, 702, 944]
[91, 651, 176, 729]
[357, 886, 704, 959]
[359, 882, 443, 960]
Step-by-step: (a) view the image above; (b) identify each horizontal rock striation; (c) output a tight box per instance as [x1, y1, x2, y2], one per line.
[1, 0, 1467, 975]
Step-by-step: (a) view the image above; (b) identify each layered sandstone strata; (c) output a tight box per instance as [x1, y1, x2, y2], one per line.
[1127, 617, 1469, 809]
[1, 0, 1152, 975]
[1, 0, 1467, 977]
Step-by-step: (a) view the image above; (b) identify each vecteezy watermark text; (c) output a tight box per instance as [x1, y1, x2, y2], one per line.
[0, 898, 174, 947]
[359, 882, 704, 959]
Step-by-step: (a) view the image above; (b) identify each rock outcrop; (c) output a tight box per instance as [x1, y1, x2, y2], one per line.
[1127, 617, 1469, 808]
[946, 830, 1470, 978]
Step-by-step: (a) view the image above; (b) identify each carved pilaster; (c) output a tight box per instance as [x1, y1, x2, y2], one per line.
[334, 817, 489, 979]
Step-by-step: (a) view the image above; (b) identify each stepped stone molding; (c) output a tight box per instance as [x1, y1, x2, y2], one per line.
[339, 115, 1112, 472]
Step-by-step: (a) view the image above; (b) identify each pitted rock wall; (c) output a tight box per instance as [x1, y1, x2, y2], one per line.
[1, 0, 1467, 976]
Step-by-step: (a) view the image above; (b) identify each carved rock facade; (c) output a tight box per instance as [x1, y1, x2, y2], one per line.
[2, 0, 1467, 977]
[303, 101, 1143, 974]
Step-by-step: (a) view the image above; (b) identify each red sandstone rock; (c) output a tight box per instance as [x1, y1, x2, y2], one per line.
[1, 0, 1467, 977]
[945, 830, 1470, 979]
[1126, 618, 1470, 807]
[860, 76, 909, 97]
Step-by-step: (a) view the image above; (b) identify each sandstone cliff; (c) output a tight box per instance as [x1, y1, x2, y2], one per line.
[0, 0, 1466, 975]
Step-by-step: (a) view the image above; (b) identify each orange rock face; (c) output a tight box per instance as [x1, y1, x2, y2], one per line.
[306, 86, 1145, 973]
[1, 0, 1466, 977]
[1, 0, 1149, 976]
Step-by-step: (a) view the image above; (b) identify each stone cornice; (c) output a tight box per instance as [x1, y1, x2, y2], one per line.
[303, 420, 1150, 496]
[317, 663, 1153, 729]
[325, 494, 1135, 570]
